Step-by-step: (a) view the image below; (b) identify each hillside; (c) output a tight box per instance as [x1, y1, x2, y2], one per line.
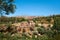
[0, 15, 60, 40]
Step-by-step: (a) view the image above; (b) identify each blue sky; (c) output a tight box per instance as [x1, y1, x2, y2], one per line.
[6, 0, 60, 16]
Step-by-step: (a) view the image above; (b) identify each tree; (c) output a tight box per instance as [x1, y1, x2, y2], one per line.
[52, 15, 60, 34]
[0, 0, 16, 16]
[37, 26, 46, 35]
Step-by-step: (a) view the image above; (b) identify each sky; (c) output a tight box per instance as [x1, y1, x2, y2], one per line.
[6, 0, 60, 17]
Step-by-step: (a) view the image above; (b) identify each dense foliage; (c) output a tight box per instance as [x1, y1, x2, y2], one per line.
[0, 15, 60, 40]
[0, 0, 16, 16]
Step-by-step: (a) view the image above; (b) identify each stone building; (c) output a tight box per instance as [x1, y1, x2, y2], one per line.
[12, 21, 35, 35]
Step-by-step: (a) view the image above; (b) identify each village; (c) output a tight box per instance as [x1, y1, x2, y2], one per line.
[11, 16, 54, 37]
[0, 15, 60, 40]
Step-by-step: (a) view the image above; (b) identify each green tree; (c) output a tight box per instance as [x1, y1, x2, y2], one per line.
[37, 26, 46, 35]
[0, 0, 16, 16]
[52, 15, 60, 34]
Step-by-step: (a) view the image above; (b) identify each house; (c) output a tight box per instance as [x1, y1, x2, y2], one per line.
[12, 21, 35, 35]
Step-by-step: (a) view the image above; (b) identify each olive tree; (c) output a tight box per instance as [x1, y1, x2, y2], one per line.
[0, 0, 16, 16]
